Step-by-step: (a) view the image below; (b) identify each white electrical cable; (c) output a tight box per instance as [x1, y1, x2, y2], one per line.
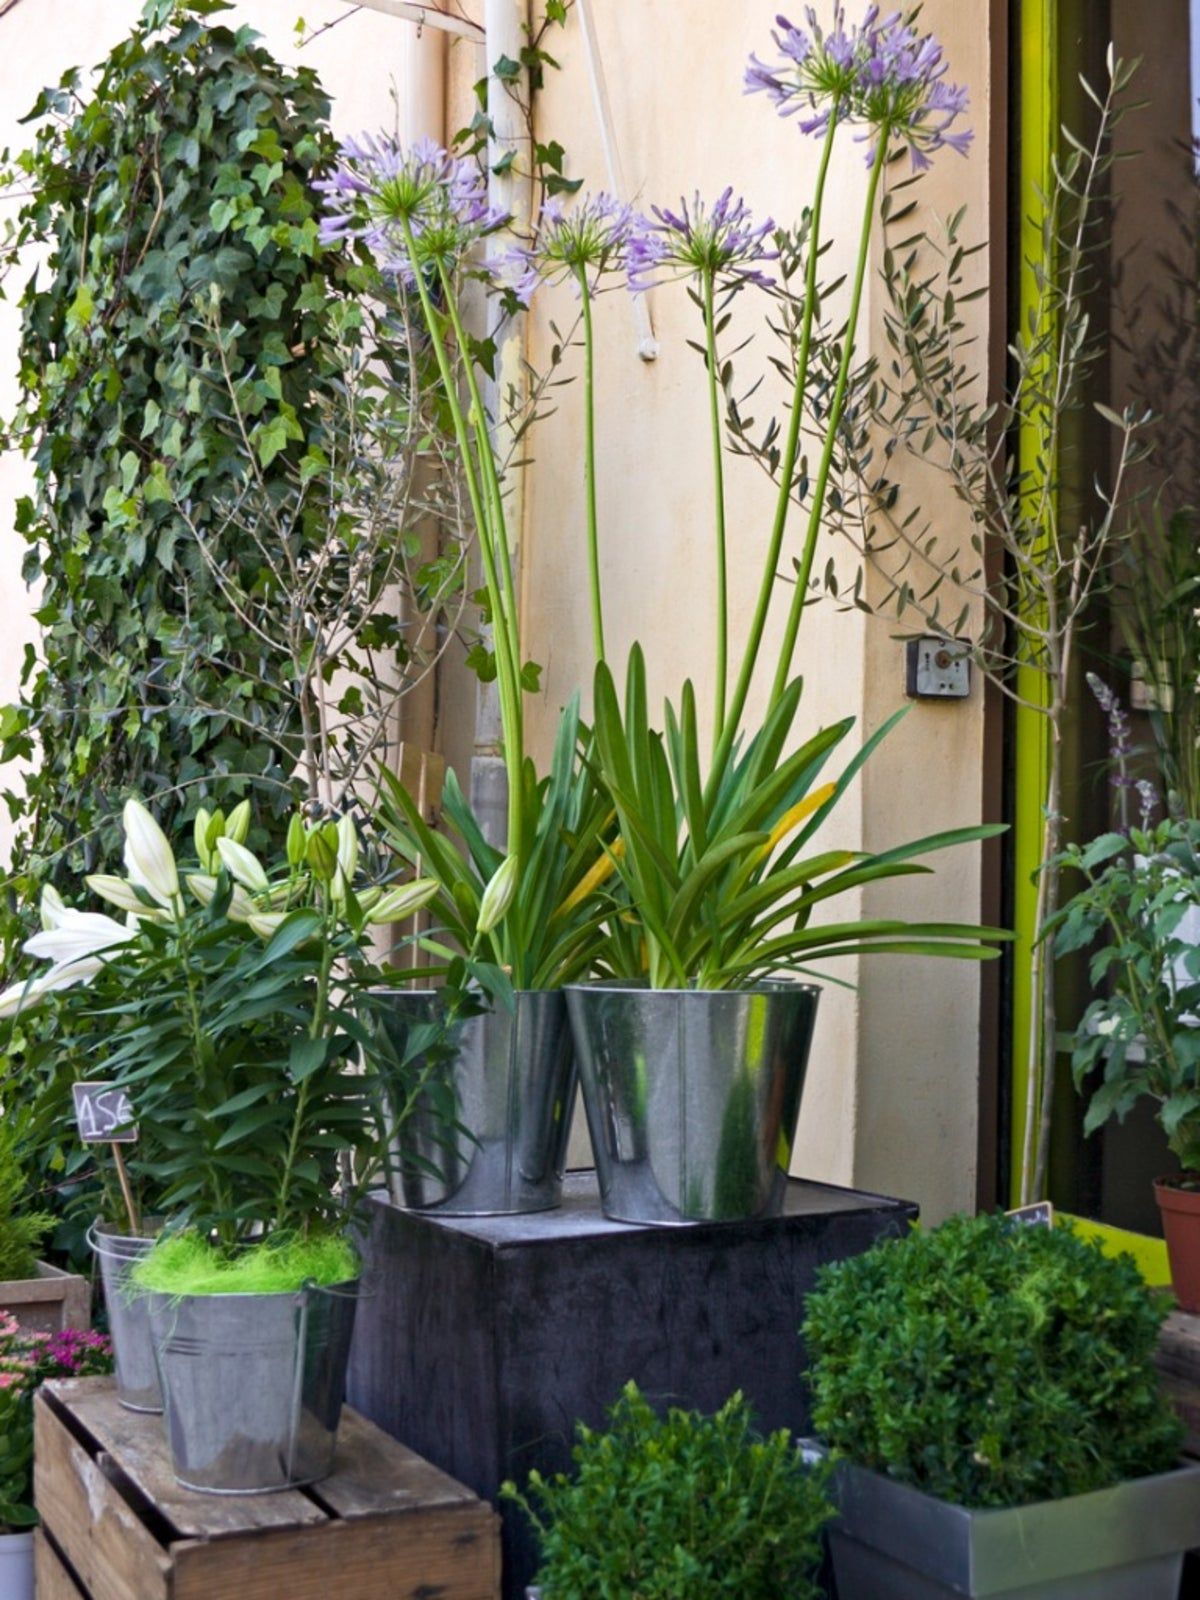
[575, 0, 659, 361]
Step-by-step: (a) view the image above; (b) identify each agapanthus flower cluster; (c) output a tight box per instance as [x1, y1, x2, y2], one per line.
[625, 188, 777, 294]
[747, 6, 972, 170]
[316, 134, 511, 282]
[501, 192, 636, 304]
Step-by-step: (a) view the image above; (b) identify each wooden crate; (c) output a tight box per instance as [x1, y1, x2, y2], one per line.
[34, 1376, 500, 1600]
[1158, 1309, 1200, 1457]
[0, 1261, 90, 1334]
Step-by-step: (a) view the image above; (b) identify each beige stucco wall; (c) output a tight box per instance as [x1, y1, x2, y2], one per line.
[0, 0, 997, 1222]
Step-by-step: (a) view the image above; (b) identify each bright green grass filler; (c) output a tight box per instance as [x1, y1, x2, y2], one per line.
[130, 1231, 359, 1296]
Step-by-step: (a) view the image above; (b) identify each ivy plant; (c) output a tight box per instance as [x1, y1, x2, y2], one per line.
[0, 0, 372, 929]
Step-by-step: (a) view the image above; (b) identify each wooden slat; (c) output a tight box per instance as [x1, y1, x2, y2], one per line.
[0, 1263, 91, 1333]
[310, 1407, 480, 1518]
[48, 1377, 326, 1537]
[33, 1529, 87, 1600]
[172, 1506, 500, 1600]
[33, 1393, 171, 1600]
[1156, 1310, 1200, 1456]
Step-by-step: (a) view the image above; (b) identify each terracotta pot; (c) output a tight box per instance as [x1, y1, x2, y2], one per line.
[1154, 1176, 1200, 1311]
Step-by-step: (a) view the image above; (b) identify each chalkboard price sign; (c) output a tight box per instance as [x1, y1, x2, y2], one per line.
[1005, 1200, 1054, 1229]
[72, 1083, 138, 1144]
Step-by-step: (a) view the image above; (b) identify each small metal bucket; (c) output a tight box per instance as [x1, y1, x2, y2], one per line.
[566, 980, 820, 1225]
[146, 1280, 358, 1494]
[87, 1220, 162, 1414]
[371, 988, 576, 1216]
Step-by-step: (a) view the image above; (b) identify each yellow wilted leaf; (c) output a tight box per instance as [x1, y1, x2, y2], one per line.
[555, 838, 625, 918]
[757, 782, 837, 863]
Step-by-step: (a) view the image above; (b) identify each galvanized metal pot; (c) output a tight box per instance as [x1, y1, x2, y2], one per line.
[816, 1446, 1200, 1599]
[565, 980, 819, 1225]
[146, 1280, 357, 1494]
[0, 1530, 33, 1600]
[87, 1220, 162, 1414]
[372, 988, 576, 1216]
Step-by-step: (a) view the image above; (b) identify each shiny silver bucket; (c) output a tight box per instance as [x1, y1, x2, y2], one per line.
[87, 1220, 162, 1414]
[146, 1280, 358, 1494]
[566, 980, 820, 1225]
[372, 988, 576, 1216]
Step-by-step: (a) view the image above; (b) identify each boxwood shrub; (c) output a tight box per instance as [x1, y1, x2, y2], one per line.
[803, 1211, 1182, 1508]
[503, 1381, 830, 1599]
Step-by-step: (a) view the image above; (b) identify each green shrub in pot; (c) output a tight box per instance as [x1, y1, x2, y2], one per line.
[502, 1381, 830, 1600]
[803, 1213, 1193, 1599]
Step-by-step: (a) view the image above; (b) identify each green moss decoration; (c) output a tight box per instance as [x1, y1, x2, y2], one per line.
[131, 1230, 359, 1297]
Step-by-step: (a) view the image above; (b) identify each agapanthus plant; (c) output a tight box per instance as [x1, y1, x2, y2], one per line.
[322, 7, 996, 993]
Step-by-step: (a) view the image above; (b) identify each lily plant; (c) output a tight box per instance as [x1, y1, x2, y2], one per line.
[0, 797, 439, 1245]
[321, 6, 1006, 992]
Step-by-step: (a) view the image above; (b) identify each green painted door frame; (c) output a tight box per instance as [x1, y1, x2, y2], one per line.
[1009, 0, 1169, 1284]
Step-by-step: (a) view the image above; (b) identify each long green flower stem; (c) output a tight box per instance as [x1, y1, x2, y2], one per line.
[275, 891, 335, 1233]
[397, 221, 524, 858]
[703, 268, 728, 751]
[438, 272, 523, 680]
[770, 137, 888, 703]
[576, 266, 606, 663]
[706, 110, 841, 802]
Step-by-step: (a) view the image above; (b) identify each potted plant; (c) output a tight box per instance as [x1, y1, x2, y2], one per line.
[802, 1211, 1198, 1598]
[318, 140, 619, 1216]
[0, 1311, 112, 1600]
[502, 1380, 831, 1599]
[1047, 815, 1200, 1306]
[323, 9, 1007, 1224]
[1, 795, 438, 1492]
[0, 1116, 88, 1337]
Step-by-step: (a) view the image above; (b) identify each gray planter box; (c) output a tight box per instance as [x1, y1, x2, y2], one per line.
[816, 1447, 1200, 1599]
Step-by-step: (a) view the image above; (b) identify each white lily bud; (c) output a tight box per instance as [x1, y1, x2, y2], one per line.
[123, 799, 179, 906]
[477, 856, 519, 936]
[216, 836, 269, 894]
[368, 878, 441, 926]
[225, 799, 252, 845]
[193, 808, 214, 870]
[336, 813, 358, 884]
[186, 873, 256, 921]
[286, 813, 307, 869]
[247, 911, 287, 939]
[39, 885, 68, 932]
[86, 874, 164, 920]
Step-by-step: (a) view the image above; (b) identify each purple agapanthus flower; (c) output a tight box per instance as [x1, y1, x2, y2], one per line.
[747, 6, 972, 171]
[316, 133, 511, 282]
[625, 188, 777, 294]
[498, 191, 636, 305]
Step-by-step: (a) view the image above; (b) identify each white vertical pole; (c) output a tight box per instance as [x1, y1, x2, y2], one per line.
[470, 0, 532, 849]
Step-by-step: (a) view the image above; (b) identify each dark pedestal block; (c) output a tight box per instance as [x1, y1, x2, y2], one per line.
[348, 1170, 917, 1600]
